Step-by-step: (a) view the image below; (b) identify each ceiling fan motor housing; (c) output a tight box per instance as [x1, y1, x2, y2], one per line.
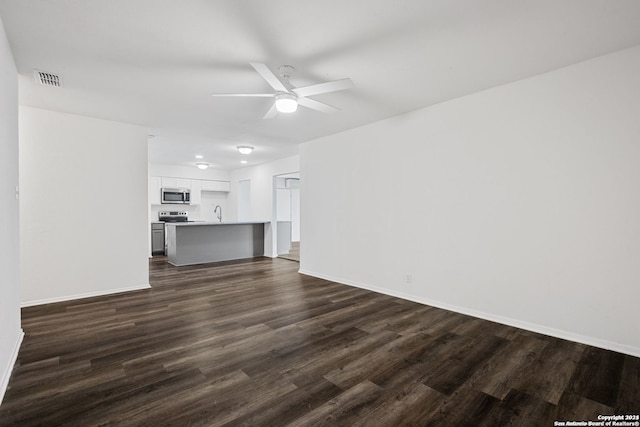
[278, 65, 295, 80]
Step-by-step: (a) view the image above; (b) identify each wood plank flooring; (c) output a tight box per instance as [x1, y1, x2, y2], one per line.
[1, 257, 639, 426]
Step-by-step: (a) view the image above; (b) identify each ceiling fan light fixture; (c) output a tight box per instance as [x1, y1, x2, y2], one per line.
[275, 93, 298, 113]
[196, 162, 209, 170]
[237, 145, 254, 155]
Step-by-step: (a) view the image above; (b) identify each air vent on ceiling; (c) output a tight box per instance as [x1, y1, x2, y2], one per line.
[33, 70, 62, 87]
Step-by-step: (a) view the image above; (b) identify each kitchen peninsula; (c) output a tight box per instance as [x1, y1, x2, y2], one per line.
[166, 222, 267, 266]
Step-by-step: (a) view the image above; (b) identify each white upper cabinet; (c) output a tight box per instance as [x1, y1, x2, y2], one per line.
[161, 177, 191, 189]
[201, 180, 230, 192]
[190, 179, 202, 205]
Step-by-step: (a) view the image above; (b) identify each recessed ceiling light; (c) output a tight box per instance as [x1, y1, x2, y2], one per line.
[241, 160, 248, 164]
[237, 146, 254, 155]
[195, 155, 203, 159]
[196, 162, 209, 170]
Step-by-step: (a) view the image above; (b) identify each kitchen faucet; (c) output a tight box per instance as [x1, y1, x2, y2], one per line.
[214, 205, 222, 222]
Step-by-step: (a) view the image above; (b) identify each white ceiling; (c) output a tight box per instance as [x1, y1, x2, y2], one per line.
[2, 1, 640, 170]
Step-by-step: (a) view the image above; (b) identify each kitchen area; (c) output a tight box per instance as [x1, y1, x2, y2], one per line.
[148, 156, 301, 266]
[150, 184, 230, 257]
[152, 206, 267, 266]
[148, 169, 228, 245]
[149, 172, 276, 268]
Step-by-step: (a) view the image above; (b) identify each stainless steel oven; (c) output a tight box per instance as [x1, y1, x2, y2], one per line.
[161, 188, 191, 204]
[157, 211, 189, 255]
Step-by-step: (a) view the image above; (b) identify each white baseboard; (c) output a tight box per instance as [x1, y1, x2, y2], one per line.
[0, 329, 24, 405]
[21, 283, 151, 308]
[298, 269, 640, 358]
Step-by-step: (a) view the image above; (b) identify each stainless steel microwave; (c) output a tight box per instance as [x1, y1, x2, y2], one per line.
[161, 188, 191, 204]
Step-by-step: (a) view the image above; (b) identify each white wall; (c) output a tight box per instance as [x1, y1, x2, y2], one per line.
[237, 179, 251, 222]
[229, 156, 300, 257]
[300, 45, 640, 357]
[0, 16, 23, 405]
[20, 107, 150, 305]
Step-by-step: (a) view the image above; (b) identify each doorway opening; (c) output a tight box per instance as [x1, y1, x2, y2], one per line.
[274, 172, 300, 262]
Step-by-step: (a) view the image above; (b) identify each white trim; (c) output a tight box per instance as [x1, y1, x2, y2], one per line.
[20, 284, 151, 308]
[0, 329, 24, 405]
[298, 269, 640, 358]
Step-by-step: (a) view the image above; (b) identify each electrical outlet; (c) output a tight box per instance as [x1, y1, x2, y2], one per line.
[404, 273, 413, 284]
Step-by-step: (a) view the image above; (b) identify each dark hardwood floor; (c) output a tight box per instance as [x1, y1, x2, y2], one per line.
[1, 257, 638, 426]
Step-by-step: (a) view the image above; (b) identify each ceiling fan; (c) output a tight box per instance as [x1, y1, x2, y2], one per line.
[211, 62, 354, 119]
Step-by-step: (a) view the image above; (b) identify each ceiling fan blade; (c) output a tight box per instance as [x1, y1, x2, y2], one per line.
[211, 93, 275, 97]
[250, 62, 288, 93]
[297, 97, 340, 114]
[292, 78, 354, 98]
[263, 104, 278, 119]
